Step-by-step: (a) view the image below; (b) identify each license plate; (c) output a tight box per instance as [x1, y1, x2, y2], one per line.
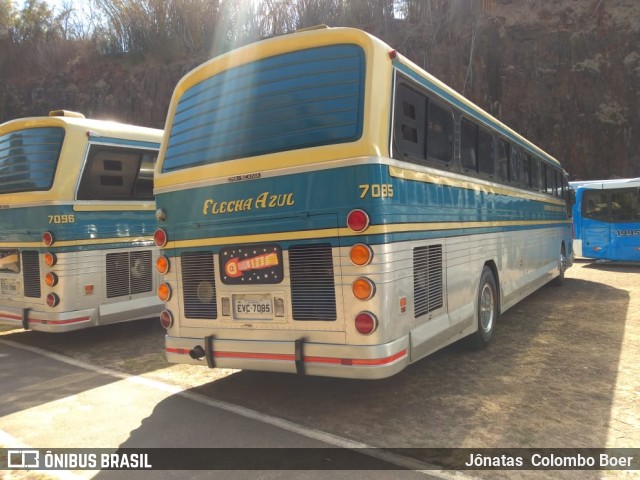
[233, 295, 273, 320]
[0, 278, 19, 296]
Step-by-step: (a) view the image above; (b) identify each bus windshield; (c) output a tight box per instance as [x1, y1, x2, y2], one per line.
[162, 44, 365, 172]
[0, 127, 64, 194]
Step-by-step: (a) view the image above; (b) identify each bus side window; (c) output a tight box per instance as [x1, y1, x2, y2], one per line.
[478, 129, 494, 176]
[530, 157, 541, 191]
[426, 101, 453, 164]
[497, 138, 510, 183]
[394, 83, 427, 161]
[510, 145, 522, 185]
[460, 118, 478, 173]
[78, 146, 154, 201]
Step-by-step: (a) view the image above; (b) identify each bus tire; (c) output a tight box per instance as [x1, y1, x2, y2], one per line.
[466, 266, 498, 350]
[552, 243, 567, 287]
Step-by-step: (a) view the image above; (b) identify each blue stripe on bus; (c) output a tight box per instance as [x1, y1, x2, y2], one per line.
[155, 163, 569, 245]
[163, 44, 365, 172]
[0, 205, 156, 252]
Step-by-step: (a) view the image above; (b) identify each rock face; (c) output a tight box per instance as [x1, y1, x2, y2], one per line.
[1, 0, 639, 180]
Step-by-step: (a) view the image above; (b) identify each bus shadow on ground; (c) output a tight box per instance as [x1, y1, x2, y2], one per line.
[114, 276, 630, 462]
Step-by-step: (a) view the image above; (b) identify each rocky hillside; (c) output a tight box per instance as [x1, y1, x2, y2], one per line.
[1, 0, 639, 180]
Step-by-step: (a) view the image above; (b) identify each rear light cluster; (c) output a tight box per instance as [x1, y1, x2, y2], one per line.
[154, 225, 174, 330]
[42, 232, 59, 308]
[347, 210, 378, 335]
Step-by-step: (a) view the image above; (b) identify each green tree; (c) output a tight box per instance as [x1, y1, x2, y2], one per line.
[13, 0, 62, 42]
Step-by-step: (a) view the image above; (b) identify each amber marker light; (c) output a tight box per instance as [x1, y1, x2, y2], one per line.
[352, 277, 375, 301]
[44, 252, 57, 267]
[350, 244, 373, 266]
[42, 231, 54, 246]
[44, 272, 58, 287]
[156, 256, 170, 274]
[157, 283, 172, 302]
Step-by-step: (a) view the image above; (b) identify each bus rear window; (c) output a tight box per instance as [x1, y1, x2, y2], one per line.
[163, 44, 365, 172]
[0, 127, 64, 194]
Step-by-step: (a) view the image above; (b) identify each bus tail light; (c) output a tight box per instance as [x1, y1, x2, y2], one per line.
[44, 272, 58, 287]
[347, 209, 369, 232]
[42, 231, 55, 246]
[157, 283, 172, 302]
[156, 256, 170, 274]
[352, 278, 375, 300]
[355, 311, 378, 335]
[44, 252, 57, 267]
[153, 228, 168, 247]
[160, 310, 173, 329]
[350, 244, 373, 266]
[46, 293, 60, 307]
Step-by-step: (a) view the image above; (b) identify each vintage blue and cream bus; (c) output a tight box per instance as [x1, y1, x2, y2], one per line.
[571, 178, 640, 262]
[153, 27, 573, 379]
[0, 110, 164, 332]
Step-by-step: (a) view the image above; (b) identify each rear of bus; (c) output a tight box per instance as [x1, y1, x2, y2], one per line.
[155, 28, 412, 378]
[572, 179, 640, 261]
[0, 111, 164, 332]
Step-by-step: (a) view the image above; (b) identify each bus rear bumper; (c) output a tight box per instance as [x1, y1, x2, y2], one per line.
[165, 335, 411, 380]
[0, 306, 96, 333]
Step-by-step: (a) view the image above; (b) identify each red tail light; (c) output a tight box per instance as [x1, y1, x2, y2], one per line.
[46, 293, 60, 307]
[154, 228, 168, 247]
[355, 311, 378, 335]
[42, 231, 54, 246]
[160, 310, 173, 329]
[347, 209, 369, 232]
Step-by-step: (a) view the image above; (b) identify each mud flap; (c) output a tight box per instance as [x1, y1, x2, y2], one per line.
[22, 308, 30, 330]
[295, 338, 305, 375]
[204, 335, 216, 368]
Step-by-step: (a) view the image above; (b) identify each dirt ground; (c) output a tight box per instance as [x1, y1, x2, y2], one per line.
[1, 259, 638, 479]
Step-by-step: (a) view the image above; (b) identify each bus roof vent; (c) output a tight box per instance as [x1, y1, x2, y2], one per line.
[295, 24, 329, 33]
[49, 110, 86, 119]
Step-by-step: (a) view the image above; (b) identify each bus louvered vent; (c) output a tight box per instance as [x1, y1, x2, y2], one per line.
[22, 251, 41, 298]
[413, 245, 443, 318]
[106, 251, 152, 298]
[181, 252, 217, 319]
[289, 244, 336, 321]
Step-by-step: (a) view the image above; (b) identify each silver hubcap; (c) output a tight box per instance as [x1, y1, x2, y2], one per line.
[480, 284, 494, 333]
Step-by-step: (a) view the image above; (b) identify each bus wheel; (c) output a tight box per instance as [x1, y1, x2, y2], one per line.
[552, 244, 567, 286]
[466, 266, 498, 350]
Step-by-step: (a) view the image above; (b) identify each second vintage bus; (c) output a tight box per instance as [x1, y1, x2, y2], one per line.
[153, 27, 573, 379]
[0, 110, 164, 332]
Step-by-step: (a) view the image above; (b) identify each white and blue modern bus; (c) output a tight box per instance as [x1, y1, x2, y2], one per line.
[570, 178, 640, 262]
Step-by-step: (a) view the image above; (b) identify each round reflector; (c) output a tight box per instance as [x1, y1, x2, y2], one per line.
[153, 228, 168, 247]
[45, 272, 58, 287]
[44, 252, 57, 267]
[352, 278, 375, 300]
[42, 231, 54, 246]
[350, 244, 373, 266]
[346, 209, 370, 232]
[157, 283, 172, 302]
[355, 311, 378, 335]
[46, 293, 60, 307]
[156, 256, 170, 274]
[160, 310, 174, 329]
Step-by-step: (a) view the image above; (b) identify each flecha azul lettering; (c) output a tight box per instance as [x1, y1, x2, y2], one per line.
[203, 192, 294, 216]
